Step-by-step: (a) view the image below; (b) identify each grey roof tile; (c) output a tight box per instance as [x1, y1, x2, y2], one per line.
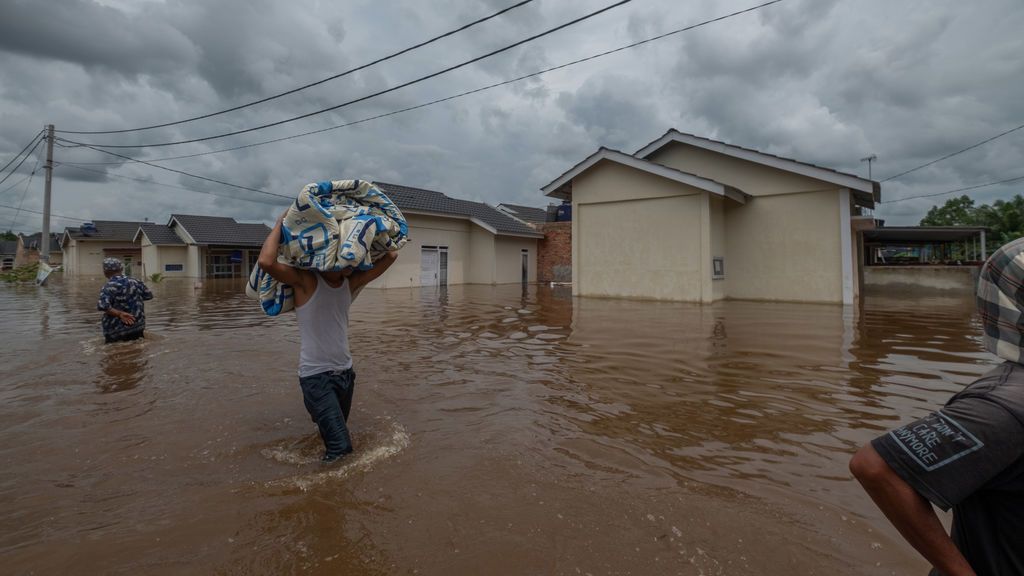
[170, 214, 271, 246]
[497, 203, 549, 224]
[18, 232, 62, 252]
[65, 220, 145, 242]
[137, 223, 185, 245]
[376, 182, 543, 237]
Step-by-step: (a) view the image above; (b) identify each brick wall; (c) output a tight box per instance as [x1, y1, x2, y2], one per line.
[538, 222, 571, 283]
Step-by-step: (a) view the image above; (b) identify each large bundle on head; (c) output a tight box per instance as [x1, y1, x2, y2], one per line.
[246, 179, 409, 315]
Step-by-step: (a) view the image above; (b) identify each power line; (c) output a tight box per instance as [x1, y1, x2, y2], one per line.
[58, 0, 785, 167]
[0, 203, 88, 223]
[57, 0, 539, 135]
[7, 148, 43, 230]
[881, 122, 1024, 182]
[881, 174, 1024, 204]
[69, 0, 635, 149]
[0, 129, 43, 175]
[0, 172, 33, 197]
[54, 162, 284, 206]
[54, 138, 292, 200]
[0, 132, 44, 187]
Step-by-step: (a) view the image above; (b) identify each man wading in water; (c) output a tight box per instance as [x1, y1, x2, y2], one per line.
[97, 257, 153, 343]
[258, 211, 397, 464]
[850, 238, 1024, 575]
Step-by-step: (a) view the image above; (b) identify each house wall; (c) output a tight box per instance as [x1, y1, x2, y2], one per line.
[723, 189, 843, 302]
[710, 194, 727, 301]
[494, 236, 537, 284]
[158, 246, 189, 277]
[572, 161, 705, 300]
[141, 240, 158, 278]
[374, 213, 472, 288]
[652, 142, 848, 303]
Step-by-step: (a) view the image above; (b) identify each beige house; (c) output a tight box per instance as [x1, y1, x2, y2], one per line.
[373, 182, 543, 288]
[135, 215, 270, 279]
[61, 220, 144, 277]
[541, 130, 880, 304]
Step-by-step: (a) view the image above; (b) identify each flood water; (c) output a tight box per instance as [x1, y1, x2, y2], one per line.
[0, 277, 995, 575]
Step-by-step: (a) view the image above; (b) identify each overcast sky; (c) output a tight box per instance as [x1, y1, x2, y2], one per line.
[1, 0, 1022, 234]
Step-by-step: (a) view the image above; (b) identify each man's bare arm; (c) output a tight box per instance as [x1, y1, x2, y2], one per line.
[849, 443, 976, 576]
[349, 251, 398, 294]
[257, 212, 311, 293]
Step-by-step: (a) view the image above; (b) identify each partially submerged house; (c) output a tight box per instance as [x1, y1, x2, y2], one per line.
[15, 232, 62, 267]
[61, 220, 144, 277]
[375, 182, 544, 288]
[541, 130, 880, 304]
[136, 215, 271, 279]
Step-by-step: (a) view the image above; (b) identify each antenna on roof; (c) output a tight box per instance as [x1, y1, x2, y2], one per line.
[860, 154, 878, 180]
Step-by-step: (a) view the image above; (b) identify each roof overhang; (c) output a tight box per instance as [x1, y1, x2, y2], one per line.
[862, 226, 990, 243]
[541, 147, 748, 204]
[167, 216, 198, 244]
[635, 130, 881, 204]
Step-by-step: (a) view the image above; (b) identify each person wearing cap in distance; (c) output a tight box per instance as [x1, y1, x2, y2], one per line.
[97, 257, 153, 344]
[258, 210, 398, 464]
[850, 238, 1024, 576]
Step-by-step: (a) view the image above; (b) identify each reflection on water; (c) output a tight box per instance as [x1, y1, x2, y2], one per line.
[0, 277, 994, 575]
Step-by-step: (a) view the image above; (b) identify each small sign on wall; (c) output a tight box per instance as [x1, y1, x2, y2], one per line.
[712, 256, 725, 279]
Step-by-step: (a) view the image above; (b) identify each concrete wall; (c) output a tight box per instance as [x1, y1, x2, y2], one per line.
[467, 224, 494, 285]
[864, 266, 979, 292]
[494, 236, 537, 284]
[157, 246, 189, 277]
[709, 194, 727, 301]
[573, 161, 705, 300]
[65, 240, 138, 277]
[723, 189, 843, 302]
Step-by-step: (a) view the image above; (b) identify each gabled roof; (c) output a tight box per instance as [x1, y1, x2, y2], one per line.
[635, 129, 880, 201]
[497, 203, 549, 225]
[134, 223, 185, 245]
[541, 147, 748, 203]
[63, 220, 145, 242]
[18, 232, 61, 253]
[168, 214, 271, 246]
[376, 182, 543, 238]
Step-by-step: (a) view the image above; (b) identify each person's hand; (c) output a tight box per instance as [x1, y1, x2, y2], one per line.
[384, 250, 399, 261]
[120, 311, 136, 326]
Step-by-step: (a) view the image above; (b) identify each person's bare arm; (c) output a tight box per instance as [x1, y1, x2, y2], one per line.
[349, 251, 398, 294]
[105, 308, 136, 325]
[849, 443, 976, 576]
[258, 212, 313, 295]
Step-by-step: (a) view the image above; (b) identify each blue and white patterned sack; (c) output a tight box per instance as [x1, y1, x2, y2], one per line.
[246, 179, 409, 316]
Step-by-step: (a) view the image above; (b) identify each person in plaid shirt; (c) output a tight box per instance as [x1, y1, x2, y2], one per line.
[97, 257, 153, 343]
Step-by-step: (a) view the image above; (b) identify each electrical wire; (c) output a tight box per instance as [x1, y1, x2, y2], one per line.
[68, 0, 635, 149]
[0, 203, 89, 223]
[54, 138, 292, 200]
[54, 162, 284, 206]
[57, 0, 539, 135]
[7, 147, 43, 230]
[881, 175, 1024, 204]
[0, 133, 44, 188]
[57, 0, 785, 167]
[0, 129, 42, 175]
[881, 122, 1024, 182]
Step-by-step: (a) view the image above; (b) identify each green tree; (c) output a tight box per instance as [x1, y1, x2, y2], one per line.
[919, 195, 979, 226]
[920, 194, 1024, 248]
[0, 230, 16, 241]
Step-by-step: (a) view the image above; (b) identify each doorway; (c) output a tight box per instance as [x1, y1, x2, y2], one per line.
[420, 246, 448, 286]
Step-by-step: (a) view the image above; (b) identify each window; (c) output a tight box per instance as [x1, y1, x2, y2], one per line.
[712, 257, 725, 279]
[165, 264, 184, 272]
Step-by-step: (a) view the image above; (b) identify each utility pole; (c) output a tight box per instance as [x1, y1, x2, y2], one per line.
[41, 124, 54, 263]
[860, 154, 877, 180]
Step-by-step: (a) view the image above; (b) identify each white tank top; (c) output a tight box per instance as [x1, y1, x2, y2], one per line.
[295, 273, 353, 377]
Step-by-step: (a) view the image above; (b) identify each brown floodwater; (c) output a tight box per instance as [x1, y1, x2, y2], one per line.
[0, 277, 994, 575]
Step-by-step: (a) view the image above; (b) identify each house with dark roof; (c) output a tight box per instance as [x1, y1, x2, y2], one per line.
[374, 182, 544, 287]
[496, 203, 551, 227]
[15, 232, 62, 268]
[1, 240, 17, 270]
[540, 129, 880, 303]
[61, 220, 145, 276]
[134, 215, 271, 279]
